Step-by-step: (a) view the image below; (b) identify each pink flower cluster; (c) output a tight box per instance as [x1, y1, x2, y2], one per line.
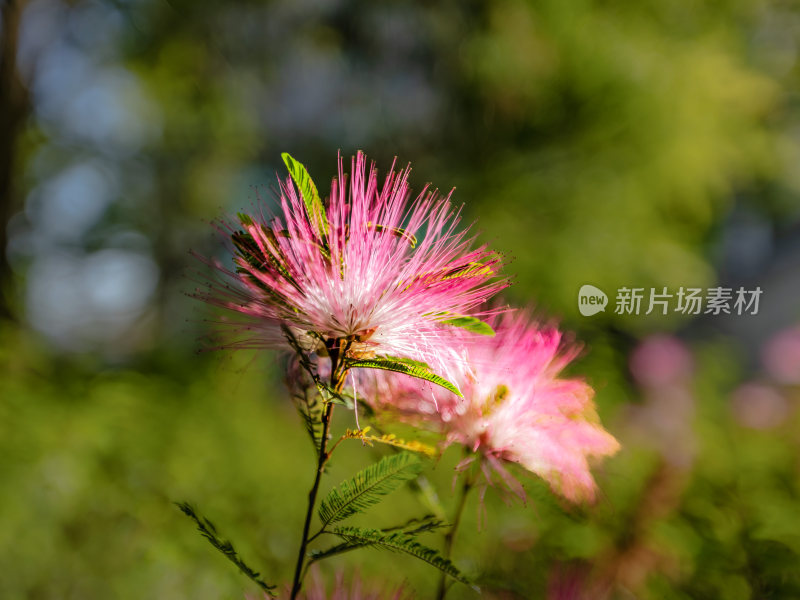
[198, 151, 618, 503]
[194, 151, 505, 376]
[366, 312, 620, 503]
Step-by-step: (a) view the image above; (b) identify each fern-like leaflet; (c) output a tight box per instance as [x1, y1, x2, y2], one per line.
[331, 526, 477, 589]
[307, 515, 445, 566]
[176, 502, 277, 597]
[345, 356, 462, 397]
[317, 452, 424, 527]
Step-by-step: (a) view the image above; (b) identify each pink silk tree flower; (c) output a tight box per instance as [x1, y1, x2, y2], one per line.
[193, 151, 505, 378]
[366, 311, 620, 504]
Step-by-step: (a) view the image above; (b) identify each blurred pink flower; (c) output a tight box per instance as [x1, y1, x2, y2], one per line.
[762, 326, 800, 385]
[368, 311, 620, 503]
[627, 335, 695, 468]
[194, 151, 505, 372]
[629, 335, 693, 388]
[731, 381, 789, 430]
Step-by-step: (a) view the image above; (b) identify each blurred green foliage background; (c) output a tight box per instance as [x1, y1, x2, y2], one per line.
[1, 0, 800, 597]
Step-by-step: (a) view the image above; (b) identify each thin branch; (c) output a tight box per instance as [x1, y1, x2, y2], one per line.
[436, 457, 475, 600]
[289, 337, 350, 599]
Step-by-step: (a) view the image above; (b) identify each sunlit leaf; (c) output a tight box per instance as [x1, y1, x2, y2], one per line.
[343, 427, 436, 457]
[345, 357, 462, 397]
[281, 152, 329, 239]
[437, 314, 495, 336]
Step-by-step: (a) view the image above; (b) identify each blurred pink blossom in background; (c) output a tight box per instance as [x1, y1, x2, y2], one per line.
[367, 311, 619, 503]
[761, 325, 800, 385]
[627, 335, 695, 468]
[629, 335, 693, 388]
[731, 381, 789, 430]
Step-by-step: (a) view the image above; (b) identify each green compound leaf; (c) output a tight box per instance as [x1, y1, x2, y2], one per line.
[308, 539, 365, 564]
[308, 515, 445, 566]
[380, 514, 447, 535]
[438, 314, 495, 336]
[331, 526, 477, 590]
[345, 357, 462, 397]
[175, 502, 277, 597]
[318, 452, 424, 527]
[281, 152, 329, 239]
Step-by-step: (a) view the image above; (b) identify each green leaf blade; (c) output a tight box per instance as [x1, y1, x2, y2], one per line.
[439, 314, 495, 336]
[318, 452, 424, 527]
[345, 357, 462, 397]
[281, 152, 329, 238]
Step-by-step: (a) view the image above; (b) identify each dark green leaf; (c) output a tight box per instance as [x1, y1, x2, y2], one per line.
[175, 502, 277, 597]
[308, 539, 367, 565]
[318, 453, 423, 527]
[309, 516, 445, 567]
[332, 526, 477, 590]
[380, 514, 447, 535]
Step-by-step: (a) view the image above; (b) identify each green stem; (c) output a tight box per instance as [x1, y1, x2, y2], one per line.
[290, 342, 348, 599]
[436, 472, 473, 600]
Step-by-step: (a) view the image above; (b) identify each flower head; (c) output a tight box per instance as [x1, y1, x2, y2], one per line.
[194, 152, 505, 375]
[367, 311, 620, 503]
